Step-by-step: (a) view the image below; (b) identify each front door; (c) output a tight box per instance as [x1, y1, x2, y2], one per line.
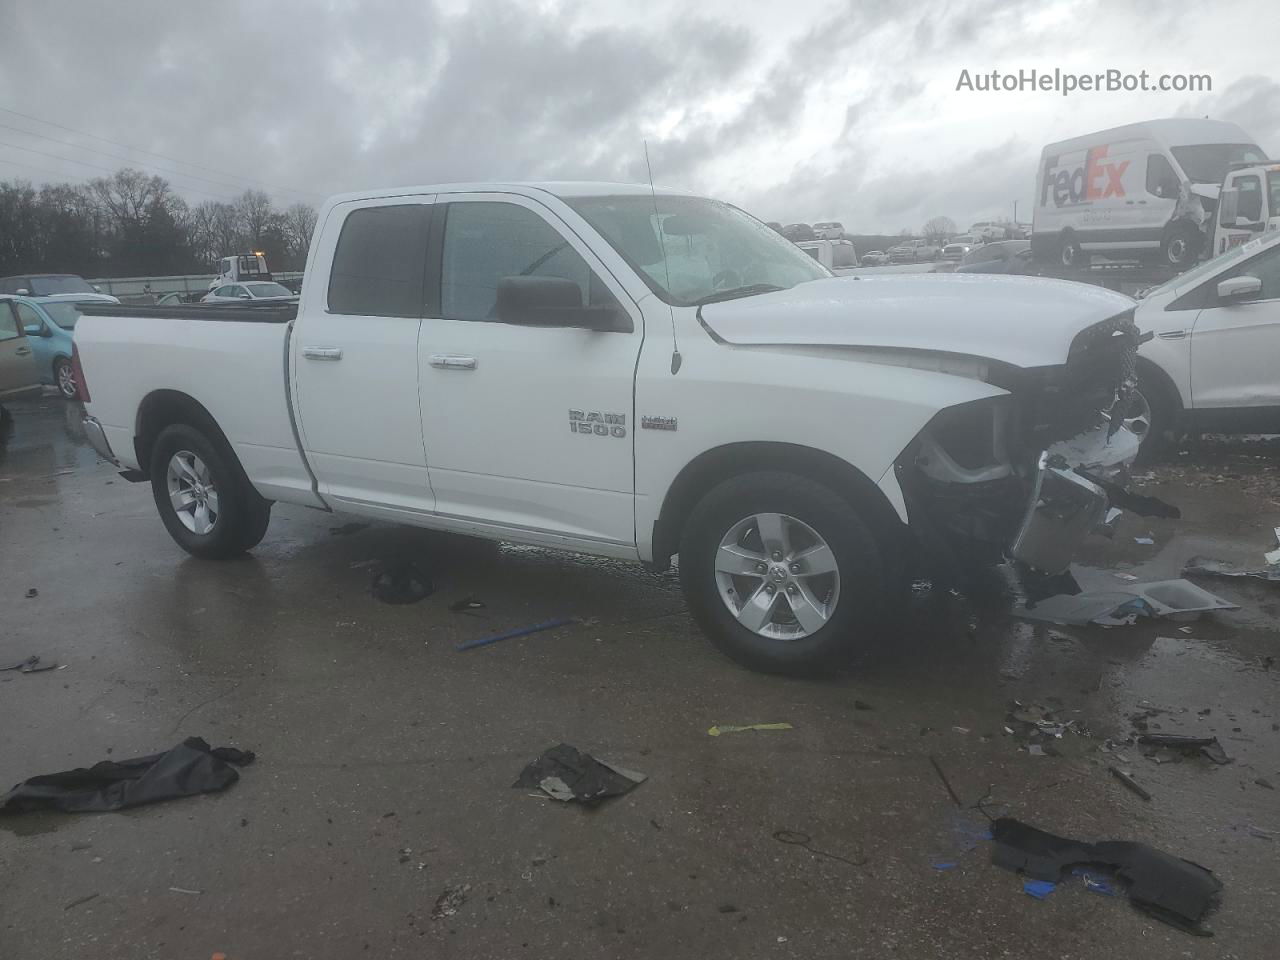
[417, 195, 643, 549]
[292, 196, 436, 516]
[1190, 238, 1280, 421]
[0, 301, 40, 400]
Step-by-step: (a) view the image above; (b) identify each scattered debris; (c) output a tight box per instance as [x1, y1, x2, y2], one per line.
[456, 617, 574, 651]
[1016, 579, 1236, 626]
[717, 904, 738, 914]
[0, 655, 61, 673]
[24, 587, 38, 598]
[1134, 537, 1155, 545]
[1109, 765, 1153, 802]
[448, 596, 486, 612]
[1027, 744, 1047, 757]
[1075, 869, 1120, 897]
[931, 861, 958, 871]
[1023, 879, 1057, 899]
[772, 830, 867, 868]
[0, 737, 255, 815]
[1184, 557, 1280, 583]
[370, 561, 433, 605]
[513, 744, 646, 807]
[1255, 778, 1274, 791]
[1114, 572, 1139, 581]
[64, 893, 99, 910]
[990, 817, 1222, 935]
[1076, 470, 1181, 519]
[431, 883, 470, 920]
[928, 754, 964, 808]
[168, 887, 202, 895]
[707, 723, 792, 736]
[1138, 733, 1231, 765]
[853, 700, 874, 711]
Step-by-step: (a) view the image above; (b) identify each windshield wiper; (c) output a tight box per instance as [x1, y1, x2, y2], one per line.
[692, 283, 784, 306]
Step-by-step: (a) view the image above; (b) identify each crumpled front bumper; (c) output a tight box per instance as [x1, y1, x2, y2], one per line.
[1007, 421, 1143, 575]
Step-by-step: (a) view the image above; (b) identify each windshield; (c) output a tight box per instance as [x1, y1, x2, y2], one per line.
[1170, 143, 1267, 184]
[1146, 232, 1280, 297]
[40, 301, 91, 329]
[29, 275, 95, 295]
[245, 282, 293, 298]
[566, 195, 828, 306]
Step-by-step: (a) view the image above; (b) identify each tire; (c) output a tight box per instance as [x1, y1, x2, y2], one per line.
[1131, 364, 1181, 464]
[1161, 221, 1201, 269]
[678, 471, 894, 676]
[149, 423, 271, 559]
[1059, 231, 1085, 268]
[54, 357, 77, 399]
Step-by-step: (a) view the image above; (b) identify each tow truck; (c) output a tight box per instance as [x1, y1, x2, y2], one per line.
[1212, 161, 1280, 257]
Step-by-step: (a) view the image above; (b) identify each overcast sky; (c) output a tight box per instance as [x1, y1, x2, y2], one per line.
[1, 0, 1275, 233]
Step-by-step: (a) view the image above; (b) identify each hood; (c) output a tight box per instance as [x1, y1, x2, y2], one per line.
[699, 274, 1135, 369]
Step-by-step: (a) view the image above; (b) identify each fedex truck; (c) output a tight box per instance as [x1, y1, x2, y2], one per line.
[1031, 118, 1266, 269]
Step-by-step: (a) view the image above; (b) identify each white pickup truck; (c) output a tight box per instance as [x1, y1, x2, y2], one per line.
[76, 181, 1147, 674]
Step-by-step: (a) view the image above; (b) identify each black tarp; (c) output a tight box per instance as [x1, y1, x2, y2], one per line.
[0, 738, 255, 815]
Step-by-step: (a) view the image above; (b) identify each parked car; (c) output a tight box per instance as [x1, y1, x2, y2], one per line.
[796, 238, 859, 273]
[77, 181, 1147, 675]
[1031, 118, 1267, 269]
[955, 240, 1034, 274]
[1132, 229, 1280, 457]
[812, 221, 845, 240]
[782, 223, 816, 242]
[2, 293, 117, 398]
[969, 222, 1008, 242]
[202, 281, 298, 303]
[0, 273, 114, 297]
[860, 249, 890, 266]
[0, 299, 41, 407]
[888, 238, 941, 263]
[941, 235, 979, 261]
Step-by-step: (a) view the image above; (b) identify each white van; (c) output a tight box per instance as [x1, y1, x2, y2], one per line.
[1031, 118, 1266, 269]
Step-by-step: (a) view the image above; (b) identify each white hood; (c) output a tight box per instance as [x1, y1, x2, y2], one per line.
[699, 274, 1135, 369]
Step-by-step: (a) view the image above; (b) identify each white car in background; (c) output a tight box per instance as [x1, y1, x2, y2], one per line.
[860, 250, 890, 266]
[812, 221, 845, 240]
[941, 235, 980, 261]
[1133, 230, 1280, 455]
[202, 281, 298, 303]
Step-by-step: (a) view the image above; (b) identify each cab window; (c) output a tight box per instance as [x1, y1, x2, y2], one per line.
[1236, 175, 1263, 223]
[327, 204, 430, 318]
[1145, 154, 1179, 197]
[0, 303, 19, 340]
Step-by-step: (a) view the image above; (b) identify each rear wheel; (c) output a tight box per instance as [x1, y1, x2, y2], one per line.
[54, 357, 76, 399]
[679, 472, 893, 675]
[150, 423, 271, 559]
[1059, 231, 1085, 268]
[1161, 221, 1202, 268]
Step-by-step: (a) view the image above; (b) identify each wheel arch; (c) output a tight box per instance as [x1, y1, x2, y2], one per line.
[649, 441, 908, 573]
[134, 390, 238, 475]
[1135, 354, 1185, 415]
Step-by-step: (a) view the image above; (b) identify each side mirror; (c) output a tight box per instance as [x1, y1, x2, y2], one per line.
[494, 277, 630, 332]
[15, 288, 29, 295]
[1217, 275, 1262, 301]
[238, 293, 251, 299]
[24, 324, 45, 337]
[92, 284, 102, 292]
[1235, 216, 1264, 231]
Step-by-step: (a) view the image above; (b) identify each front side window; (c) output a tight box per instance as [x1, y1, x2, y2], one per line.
[567, 195, 827, 306]
[1145, 154, 1178, 196]
[440, 201, 615, 323]
[328, 204, 430, 318]
[1236, 175, 1263, 222]
[14, 302, 45, 332]
[1234, 241, 1280, 299]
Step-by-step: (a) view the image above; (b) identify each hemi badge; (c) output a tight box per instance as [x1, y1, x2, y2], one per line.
[641, 416, 678, 431]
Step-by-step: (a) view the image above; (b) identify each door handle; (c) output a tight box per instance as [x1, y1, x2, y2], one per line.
[429, 354, 477, 370]
[15, 347, 30, 356]
[302, 346, 343, 361]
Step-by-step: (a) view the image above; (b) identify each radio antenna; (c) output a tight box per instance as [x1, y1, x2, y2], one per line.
[644, 140, 681, 375]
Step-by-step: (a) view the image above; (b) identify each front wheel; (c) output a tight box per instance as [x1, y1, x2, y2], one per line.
[54, 357, 77, 399]
[679, 472, 893, 675]
[1162, 221, 1202, 268]
[150, 423, 271, 559]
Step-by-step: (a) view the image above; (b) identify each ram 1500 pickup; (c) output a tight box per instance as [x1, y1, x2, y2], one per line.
[76, 182, 1147, 674]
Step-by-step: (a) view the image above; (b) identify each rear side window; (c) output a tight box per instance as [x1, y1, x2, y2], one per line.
[0, 303, 18, 340]
[328, 204, 430, 317]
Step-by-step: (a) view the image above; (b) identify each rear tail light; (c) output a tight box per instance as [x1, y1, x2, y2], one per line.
[71, 343, 91, 402]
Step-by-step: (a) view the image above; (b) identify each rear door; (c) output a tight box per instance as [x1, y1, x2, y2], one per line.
[416, 193, 643, 548]
[291, 196, 436, 516]
[1189, 239, 1280, 419]
[0, 301, 40, 400]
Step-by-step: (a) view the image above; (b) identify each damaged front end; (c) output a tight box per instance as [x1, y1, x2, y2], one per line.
[896, 309, 1174, 579]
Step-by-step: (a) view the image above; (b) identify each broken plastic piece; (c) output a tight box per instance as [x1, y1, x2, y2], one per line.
[707, 723, 792, 736]
[1138, 734, 1231, 765]
[1183, 557, 1280, 583]
[1109, 765, 1152, 801]
[456, 617, 574, 651]
[1076, 469, 1181, 519]
[1023, 879, 1057, 899]
[513, 744, 645, 807]
[370, 561, 433, 604]
[990, 817, 1222, 935]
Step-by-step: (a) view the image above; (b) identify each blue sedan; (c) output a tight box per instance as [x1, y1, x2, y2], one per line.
[0, 293, 118, 398]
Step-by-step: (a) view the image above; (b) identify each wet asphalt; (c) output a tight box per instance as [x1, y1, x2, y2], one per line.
[1, 394, 1277, 959]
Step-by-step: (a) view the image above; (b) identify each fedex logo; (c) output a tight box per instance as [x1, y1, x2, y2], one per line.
[1041, 145, 1129, 207]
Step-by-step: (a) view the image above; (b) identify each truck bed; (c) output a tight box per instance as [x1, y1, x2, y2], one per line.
[77, 302, 298, 323]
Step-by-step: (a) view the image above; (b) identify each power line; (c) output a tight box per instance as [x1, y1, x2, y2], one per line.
[0, 139, 241, 201]
[0, 105, 323, 201]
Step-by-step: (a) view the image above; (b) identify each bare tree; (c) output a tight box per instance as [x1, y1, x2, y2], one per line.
[922, 216, 957, 240]
[282, 202, 318, 263]
[235, 189, 274, 247]
[90, 168, 171, 227]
